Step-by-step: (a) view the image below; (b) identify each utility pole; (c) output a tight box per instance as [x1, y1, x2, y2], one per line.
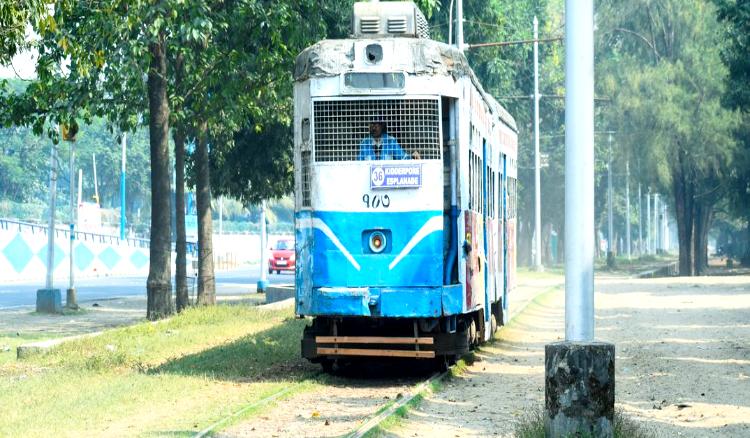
[607, 133, 614, 266]
[637, 183, 643, 256]
[533, 16, 542, 272]
[219, 196, 223, 236]
[257, 200, 269, 292]
[120, 133, 127, 240]
[67, 132, 78, 309]
[646, 190, 651, 254]
[456, 0, 464, 52]
[625, 160, 631, 259]
[37, 138, 62, 313]
[92, 153, 100, 206]
[545, 1, 614, 434]
[654, 193, 660, 254]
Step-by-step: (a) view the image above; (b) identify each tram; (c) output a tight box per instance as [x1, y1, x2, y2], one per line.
[293, 1, 518, 368]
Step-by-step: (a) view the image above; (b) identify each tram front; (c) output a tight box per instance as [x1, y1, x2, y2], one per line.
[293, 1, 465, 363]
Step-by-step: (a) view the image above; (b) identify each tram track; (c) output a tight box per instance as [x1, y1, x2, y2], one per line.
[194, 362, 459, 438]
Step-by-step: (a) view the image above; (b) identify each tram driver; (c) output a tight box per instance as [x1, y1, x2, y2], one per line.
[358, 121, 420, 160]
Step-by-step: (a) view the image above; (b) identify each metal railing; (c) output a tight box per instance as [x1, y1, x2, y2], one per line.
[0, 218, 150, 249]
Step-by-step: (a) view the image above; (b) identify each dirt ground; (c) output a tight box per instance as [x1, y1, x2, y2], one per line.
[219, 276, 564, 438]
[387, 274, 750, 437]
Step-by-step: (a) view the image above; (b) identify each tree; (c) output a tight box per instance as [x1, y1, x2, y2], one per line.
[714, 0, 750, 265]
[597, 0, 740, 275]
[0, 0, 46, 64]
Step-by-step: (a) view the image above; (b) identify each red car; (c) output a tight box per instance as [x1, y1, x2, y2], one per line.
[268, 238, 295, 274]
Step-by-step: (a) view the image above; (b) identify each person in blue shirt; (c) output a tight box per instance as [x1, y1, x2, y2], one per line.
[358, 121, 420, 160]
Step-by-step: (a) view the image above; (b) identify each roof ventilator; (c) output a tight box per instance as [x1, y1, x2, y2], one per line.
[352, 1, 430, 39]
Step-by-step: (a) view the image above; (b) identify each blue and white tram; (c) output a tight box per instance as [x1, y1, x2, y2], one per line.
[293, 1, 518, 367]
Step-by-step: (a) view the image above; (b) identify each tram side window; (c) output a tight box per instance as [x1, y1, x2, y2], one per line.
[312, 99, 441, 162]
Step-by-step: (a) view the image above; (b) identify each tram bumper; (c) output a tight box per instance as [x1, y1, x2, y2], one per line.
[297, 284, 463, 318]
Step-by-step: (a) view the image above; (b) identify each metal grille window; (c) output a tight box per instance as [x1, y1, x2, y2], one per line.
[301, 150, 311, 207]
[313, 99, 440, 162]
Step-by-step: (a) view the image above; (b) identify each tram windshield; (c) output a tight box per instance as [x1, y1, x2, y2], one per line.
[344, 72, 405, 89]
[312, 98, 441, 162]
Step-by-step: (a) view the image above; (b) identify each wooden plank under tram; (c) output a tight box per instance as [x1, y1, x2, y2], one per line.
[315, 336, 434, 345]
[317, 347, 435, 358]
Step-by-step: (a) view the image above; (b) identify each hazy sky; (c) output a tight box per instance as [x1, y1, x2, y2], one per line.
[0, 50, 38, 79]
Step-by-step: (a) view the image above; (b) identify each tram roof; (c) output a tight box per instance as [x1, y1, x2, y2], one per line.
[294, 38, 517, 132]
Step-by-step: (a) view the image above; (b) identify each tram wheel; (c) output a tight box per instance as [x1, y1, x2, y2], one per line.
[490, 314, 498, 340]
[320, 358, 335, 373]
[277, 270, 281, 274]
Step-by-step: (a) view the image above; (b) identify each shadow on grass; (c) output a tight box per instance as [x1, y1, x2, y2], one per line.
[149, 317, 318, 382]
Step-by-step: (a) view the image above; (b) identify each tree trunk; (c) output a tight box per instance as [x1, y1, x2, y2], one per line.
[173, 51, 189, 312]
[672, 153, 694, 276]
[195, 119, 216, 305]
[146, 37, 174, 320]
[693, 202, 712, 275]
[174, 126, 189, 311]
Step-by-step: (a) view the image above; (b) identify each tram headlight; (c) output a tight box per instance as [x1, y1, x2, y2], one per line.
[368, 231, 387, 253]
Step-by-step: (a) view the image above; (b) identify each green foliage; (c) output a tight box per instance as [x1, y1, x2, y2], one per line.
[428, 0, 565, 266]
[0, 0, 46, 64]
[597, 0, 740, 271]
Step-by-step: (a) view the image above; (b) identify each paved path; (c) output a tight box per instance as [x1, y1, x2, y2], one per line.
[387, 274, 750, 437]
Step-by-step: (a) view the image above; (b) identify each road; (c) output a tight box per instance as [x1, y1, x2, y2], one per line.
[0, 266, 291, 309]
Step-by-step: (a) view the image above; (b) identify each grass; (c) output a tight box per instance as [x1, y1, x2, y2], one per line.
[514, 408, 656, 438]
[0, 333, 55, 366]
[0, 303, 321, 437]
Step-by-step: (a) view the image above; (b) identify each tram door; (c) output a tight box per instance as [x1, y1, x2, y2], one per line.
[442, 97, 458, 284]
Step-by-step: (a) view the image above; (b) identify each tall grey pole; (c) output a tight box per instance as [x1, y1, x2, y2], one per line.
[607, 134, 613, 258]
[257, 200, 269, 292]
[67, 139, 77, 308]
[646, 191, 651, 254]
[46, 142, 57, 290]
[564, 0, 594, 342]
[653, 193, 659, 254]
[120, 133, 127, 240]
[456, 0, 465, 52]
[546, 2, 614, 435]
[533, 16, 542, 271]
[625, 161, 631, 259]
[637, 183, 643, 256]
[448, 0, 454, 45]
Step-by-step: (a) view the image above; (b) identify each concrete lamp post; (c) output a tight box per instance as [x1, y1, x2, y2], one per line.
[544, 1, 615, 436]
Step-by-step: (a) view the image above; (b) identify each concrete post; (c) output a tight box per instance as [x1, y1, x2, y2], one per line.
[546, 1, 615, 436]
[637, 183, 642, 256]
[533, 16, 543, 272]
[625, 161, 631, 259]
[37, 140, 61, 313]
[646, 191, 651, 254]
[456, 0, 464, 52]
[653, 194, 659, 253]
[606, 134, 614, 267]
[67, 139, 77, 309]
[257, 200, 269, 292]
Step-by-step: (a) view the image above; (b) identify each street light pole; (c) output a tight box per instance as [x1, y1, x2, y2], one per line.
[36, 137, 62, 313]
[545, 1, 614, 434]
[257, 200, 269, 292]
[67, 137, 77, 309]
[638, 183, 643, 256]
[456, 0, 464, 52]
[625, 160, 631, 259]
[607, 133, 614, 265]
[646, 190, 651, 254]
[533, 16, 542, 272]
[120, 133, 127, 240]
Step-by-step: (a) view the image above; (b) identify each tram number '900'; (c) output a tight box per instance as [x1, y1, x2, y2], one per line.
[362, 194, 391, 209]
